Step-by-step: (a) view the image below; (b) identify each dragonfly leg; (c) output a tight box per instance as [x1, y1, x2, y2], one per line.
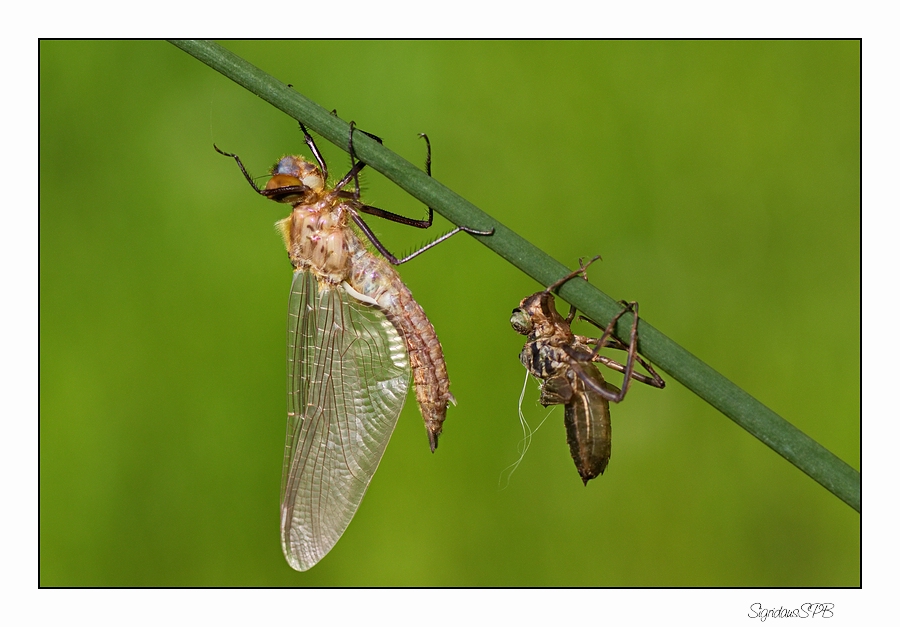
[568, 333, 662, 387]
[338, 122, 493, 266]
[214, 144, 266, 194]
[568, 360, 626, 403]
[332, 120, 383, 193]
[297, 122, 329, 181]
[567, 301, 653, 402]
[538, 373, 575, 407]
[544, 255, 602, 295]
[573, 303, 665, 390]
[592, 355, 665, 389]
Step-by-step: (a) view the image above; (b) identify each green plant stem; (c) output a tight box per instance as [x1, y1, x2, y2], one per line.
[170, 40, 860, 513]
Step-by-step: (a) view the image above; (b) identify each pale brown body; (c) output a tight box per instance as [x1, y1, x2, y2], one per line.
[272, 155, 452, 450]
[218, 133, 478, 570]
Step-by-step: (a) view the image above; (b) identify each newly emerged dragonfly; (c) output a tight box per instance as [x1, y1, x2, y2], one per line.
[510, 257, 665, 485]
[217, 121, 491, 571]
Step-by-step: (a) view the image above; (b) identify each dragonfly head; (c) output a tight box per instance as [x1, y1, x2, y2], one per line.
[512, 291, 573, 341]
[511, 291, 556, 336]
[510, 305, 534, 336]
[263, 155, 325, 203]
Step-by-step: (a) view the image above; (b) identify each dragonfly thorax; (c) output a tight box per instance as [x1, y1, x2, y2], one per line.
[282, 197, 356, 284]
[520, 340, 571, 380]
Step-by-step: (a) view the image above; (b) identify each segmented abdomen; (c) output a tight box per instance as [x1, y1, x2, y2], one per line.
[346, 243, 452, 452]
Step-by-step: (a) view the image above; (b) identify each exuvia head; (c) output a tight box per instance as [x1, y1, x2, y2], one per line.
[510, 306, 534, 336]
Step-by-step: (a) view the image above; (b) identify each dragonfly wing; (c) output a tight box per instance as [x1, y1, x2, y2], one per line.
[281, 270, 410, 571]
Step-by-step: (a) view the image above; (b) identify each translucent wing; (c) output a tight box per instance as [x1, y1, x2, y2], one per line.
[281, 270, 410, 571]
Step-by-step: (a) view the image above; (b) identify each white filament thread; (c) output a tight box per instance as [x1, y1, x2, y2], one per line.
[498, 371, 555, 490]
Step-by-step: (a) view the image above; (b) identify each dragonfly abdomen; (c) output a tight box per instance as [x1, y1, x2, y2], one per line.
[565, 366, 613, 483]
[390, 284, 452, 453]
[347, 249, 452, 452]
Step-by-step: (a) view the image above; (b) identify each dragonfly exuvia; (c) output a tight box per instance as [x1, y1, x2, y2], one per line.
[510, 256, 665, 484]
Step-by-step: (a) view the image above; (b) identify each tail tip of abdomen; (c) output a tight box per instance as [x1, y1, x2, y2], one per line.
[428, 429, 440, 453]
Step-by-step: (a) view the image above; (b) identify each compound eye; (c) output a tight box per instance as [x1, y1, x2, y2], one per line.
[272, 156, 303, 177]
[261, 173, 311, 204]
[510, 308, 533, 335]
[266, 174, 304, 190]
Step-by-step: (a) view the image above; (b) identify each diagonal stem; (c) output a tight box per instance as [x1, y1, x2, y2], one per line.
[170, 39, 861, 513]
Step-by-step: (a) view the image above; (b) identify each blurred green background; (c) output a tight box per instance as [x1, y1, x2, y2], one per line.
[40, 40, 859, 586]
